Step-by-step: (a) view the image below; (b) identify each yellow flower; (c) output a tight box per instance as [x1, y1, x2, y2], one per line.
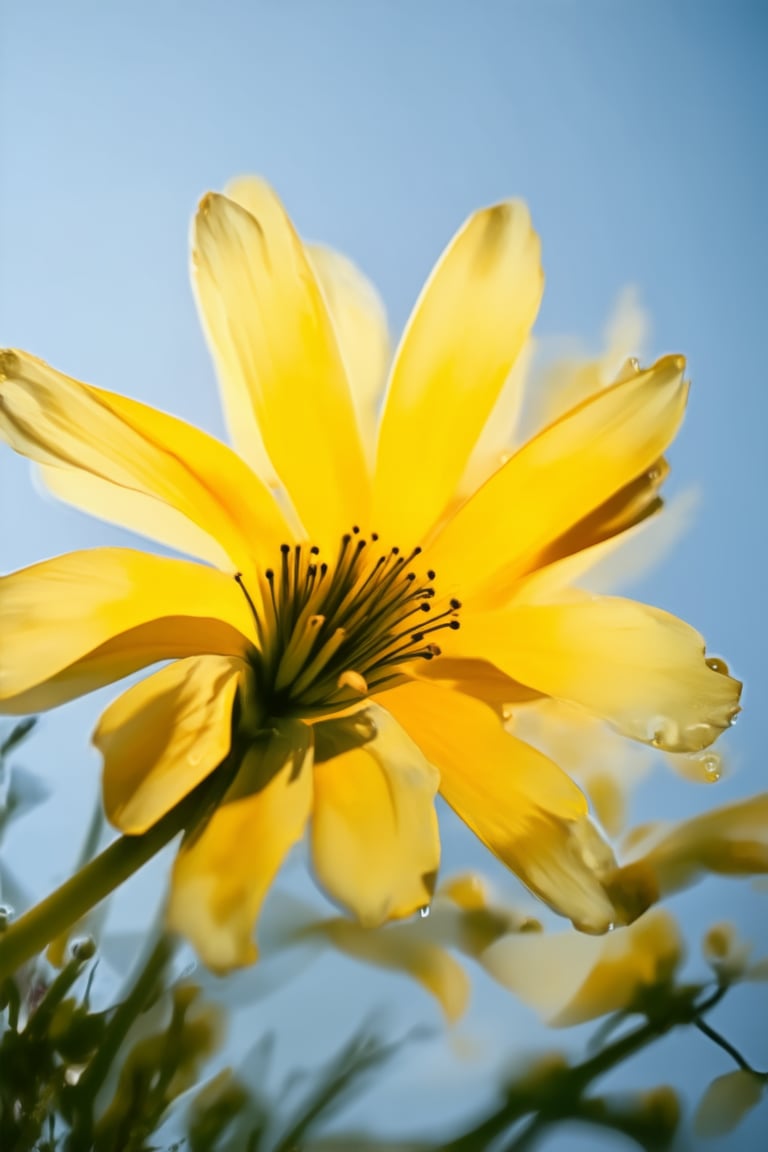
[0, 178, 741, 970]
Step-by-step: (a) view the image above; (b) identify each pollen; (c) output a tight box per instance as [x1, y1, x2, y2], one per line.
[236, 532, 460, 717]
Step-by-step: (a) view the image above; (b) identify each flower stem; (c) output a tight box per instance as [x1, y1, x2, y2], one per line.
[0, 765, 232, 983]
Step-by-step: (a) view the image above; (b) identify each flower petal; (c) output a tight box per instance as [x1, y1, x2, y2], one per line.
[96, 655, 244, 834]
[425, 355, 688, 601]
[607, 793, 768, 922]
[306, 243, 390, 463]
[694, 1071, 765, 1139]
[0, 548, 255, 705]
[380, 680, 619, 932]
[482, 908, 682, 1026]
[307, 917, 470, 1024]
[456, 597, 741, 752]
[167, 720, 313, 971]
[374, 200, 542, 546]
[0, 350, 286, 574]
[192, 186, 370, 545]
[311, 706, 440, 925]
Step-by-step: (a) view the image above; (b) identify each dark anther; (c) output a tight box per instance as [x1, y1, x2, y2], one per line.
[310, 545, 320, 555]
[448, 620, 460, 630]
[280, 543, 291, 554]
[420, 603, 431, 612]
[352, 525, 360, 534]
[412, 631, 424, 642]
[426, 569, 436, 580]
[265, 569, 275, 581]
[450, 598, 461, 610]
[371, 532, 379, 541]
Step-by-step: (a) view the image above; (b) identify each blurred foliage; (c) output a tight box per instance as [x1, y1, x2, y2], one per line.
[1, 718, 767, 1151]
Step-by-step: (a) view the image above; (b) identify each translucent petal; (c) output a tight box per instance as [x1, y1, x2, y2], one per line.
[307, 918, 469, 1023]
[694, 1071, 764, 1139]
[0, 350, 286, 575]
[608, 793, 768, 921]
[380, 680, 619, 932]
[192, 186, 370, 545]
[455, 597, 741, 752]
[483, 908, 682, 1026]
[374, 200, 542, 546]
[306, 242, 390, 464]
[167, 720, 313, 971]
[0, 548, 255, 706]
[311, 706, 439, 925]
[425, 355, 688, 601]
[96, 655, 244, 834]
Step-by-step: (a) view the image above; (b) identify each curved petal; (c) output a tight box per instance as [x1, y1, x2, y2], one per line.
[307, 917, 469, 1023]
[374, 200, 542, 546]
[311, 706, 440, 925]
[380, 680, 619, 933]
[0, 548, 255, 704]
[424, 355, 688, 602]
[607, 794, 768, 922]
[192, 186, 370, 545]
[0, 617, 250, 715]
[306, 243, 390, 463]
[97, 655, 244, 833]
[456, 597, 741, 752]
[525, 286, 648, 436]
[167, 720, 313, 971]
[0, 350, 287, 574]
[482, 908, 682, 1026]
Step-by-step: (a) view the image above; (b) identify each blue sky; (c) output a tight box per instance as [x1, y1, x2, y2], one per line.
[1, 2, 767, 1146]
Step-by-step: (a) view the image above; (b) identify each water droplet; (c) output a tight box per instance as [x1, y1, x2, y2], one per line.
[648, 466, 661, 482]
[419, 905, 431, 919]
[187, 750, 202, 767]
[678, 750, 723, 783]
[606, 922, 616, 933]
[706, 656, 729, 675]
[0, 904, 14, 928]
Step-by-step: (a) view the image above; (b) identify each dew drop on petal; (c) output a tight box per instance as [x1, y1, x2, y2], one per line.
[678, 751, 723, 783]
[419, 905, 431, 919]
[0, 904, 14, 927]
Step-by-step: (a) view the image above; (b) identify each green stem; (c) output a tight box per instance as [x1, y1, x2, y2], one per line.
[0, 767, 231, 983]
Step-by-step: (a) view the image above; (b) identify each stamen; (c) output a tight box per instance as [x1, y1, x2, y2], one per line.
[244, 531, 461, 716]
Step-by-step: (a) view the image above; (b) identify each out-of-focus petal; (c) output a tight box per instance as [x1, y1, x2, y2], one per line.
[483, 908, 682, 1026]
[167, 720, 313, 972]
[380, 680, 620, 933]
[96, 655, 244, 834]
[608, 794, 768, 922]
[0, 350, 286, 575]
[424, 356, 688, 601]
[374, 201, 542, 547]
[0, 549, 254, 708]
[694, 1071, 764, 1139]
[311, 707, 439, 925]
[525, 286, 648, 435]
[511, 698, 653, 837]
[306, 918, 470, 1024]
[306, 243, 390, 462]
[454, 597, 741, 752]
[192, 185, 370, 545]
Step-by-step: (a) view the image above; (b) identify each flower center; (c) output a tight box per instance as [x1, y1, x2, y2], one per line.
[237, 528, 460, 718]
